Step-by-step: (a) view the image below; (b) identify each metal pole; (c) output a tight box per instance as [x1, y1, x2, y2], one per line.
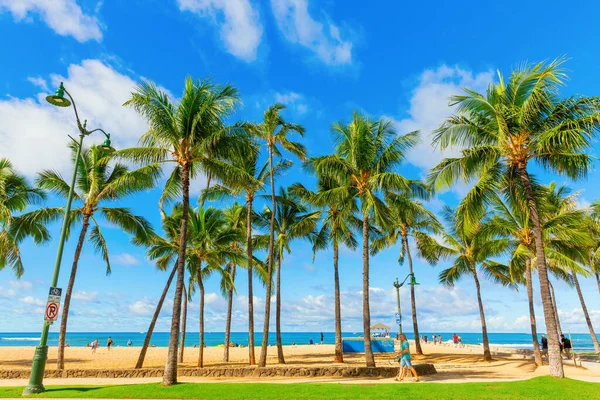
[394, 278, 402, 336]
[22, 133, 85, 395]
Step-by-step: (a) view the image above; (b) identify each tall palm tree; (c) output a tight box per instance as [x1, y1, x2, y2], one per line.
[187, 207, 242, 368]
[202, 144, 287, 365]
[290, 179, 359, 363]
[122, 77, 241, 385]
[428, 58, 600, 377]
[435, 207, 513, 361]
[36, 144, 158, 370]
[590, 202, 600, 295]
[255, 188, 319, 364]
[311, 112, 420, 367]
[371, 190, 442, 355]
[253, 104, 305, 368]
[0, 158, 48, 277]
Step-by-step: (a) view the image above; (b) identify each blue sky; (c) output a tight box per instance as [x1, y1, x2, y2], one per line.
[1, 0, 599, 336]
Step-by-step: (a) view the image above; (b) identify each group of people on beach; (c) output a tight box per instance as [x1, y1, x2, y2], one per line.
[540, 334, 573, 360]
[419, 333, 462, 347]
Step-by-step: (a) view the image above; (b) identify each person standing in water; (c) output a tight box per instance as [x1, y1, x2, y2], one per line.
[395, 334, 420, 382]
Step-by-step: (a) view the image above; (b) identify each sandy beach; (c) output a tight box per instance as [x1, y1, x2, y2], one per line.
[1, 341, 598, 383]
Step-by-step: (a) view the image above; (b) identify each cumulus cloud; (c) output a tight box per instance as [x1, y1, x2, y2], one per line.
[396, 65, 494, 172]
[270, 0, 353, 65]
[20, 296, 44, 306]
[0, 59, 148, 177]
[27, 76, 48, 91]
[128, 299, 156, 316]
[275, 91, 308, 114]
[177, 0, 262, 61]
[113, 253, 141, 266]
[0, 0, 102, 42]
[72, 290, 98, 302]
[9, 280, 33, 290]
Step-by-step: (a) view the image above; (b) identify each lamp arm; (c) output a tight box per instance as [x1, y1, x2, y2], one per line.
[87, 128, 110, 139]
[399, 273, 412, 287]
[62, 88, 84, 134]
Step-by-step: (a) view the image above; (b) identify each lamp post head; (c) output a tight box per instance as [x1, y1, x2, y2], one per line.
[409, 274, 419, 286]
[101, 134, 114, 152]
[46, 82, 72, 107]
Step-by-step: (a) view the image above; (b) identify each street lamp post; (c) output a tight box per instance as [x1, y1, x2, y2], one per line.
[23, 83, 113, 395]
[393, 273, 419, 337]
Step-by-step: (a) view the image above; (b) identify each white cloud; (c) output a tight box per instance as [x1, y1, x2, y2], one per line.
[397, 65, 494, 172]
[177, 0, 262, 61]
[72, 290, 98, 302]
[0, 0, 102, 42]
[20, 296, 44, 306]
[270, 0, 352, 65]
[9, 280, 33, 290]
[128, 299, 155, 316]
[27, 76, 48, 91]
[113, 253, 140, 266]
[275, 91, 308, 114]
[0, 59, 148, 177]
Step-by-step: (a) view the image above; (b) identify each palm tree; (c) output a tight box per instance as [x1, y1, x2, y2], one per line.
[255, 188, 319, 364]
[202, 144, 287, 365]
[436, 207, 513, 361]
[428, 58, 600, 377]
[36, 144, 158, 370]
[187, 207, 243, 368]
[371, 190, 442, 355]
[123, 77, 241, 385]
[290, 179, 359, 363]
[253, 104, 305, 368]
[590, 202, 600, 295]
[311, 112, 420, 367]
[0, 158, 48, 277]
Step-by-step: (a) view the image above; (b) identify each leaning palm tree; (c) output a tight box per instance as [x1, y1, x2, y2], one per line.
[186, 207, 243, 368]
[253, 104, 305, 367]
[255, 188, 319, 364]
[122, 77, 241, 385]
[290, 178, 359, 363]
[0, 158, 48, 277]
[428, 58, 600, 377]
[371, 190, 442, 355]
[590, 202, 600, 295]
[202, 143, 288, 365]
[36, 144, 157, 370]
[311, 112, 421, 367]
[436, 207, 513, 361]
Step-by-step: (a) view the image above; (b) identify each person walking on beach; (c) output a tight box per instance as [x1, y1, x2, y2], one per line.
[438, 334, 443, 345]
[560, 334, 572, 359]
[458, 335, 463, 347]
[432, 334, 436, 345]
[91, 338, 99, 354]
[107, 336, 113, 351]
[453, 333, 458, 347]
[541, 334, 548, 361]
[395, 334, 419, 382]
[320, 332, 324, 345]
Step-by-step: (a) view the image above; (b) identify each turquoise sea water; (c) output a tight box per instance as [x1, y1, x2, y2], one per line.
[0, 332, 596, 352]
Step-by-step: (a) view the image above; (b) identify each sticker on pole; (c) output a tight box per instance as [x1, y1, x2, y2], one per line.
[44, 287, 62, 323]
[395, 313, 401, 324]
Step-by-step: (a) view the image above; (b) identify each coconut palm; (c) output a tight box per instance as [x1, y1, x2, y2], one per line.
[35, 144, 158, 370]
[311, 111, 421, 367]
[435, 207, 513, 361]
[202, 143, 289, 365]
[251, 104, 305, 368]
[428, 58, 600, 377]
[290, 178, 359, 363]
[484, 184, 592, 365]
[0, 158, 48, 277]
[122, 77, 241, 385]
[371, 190, 442, 355]
[186, 207, 243, 368]
[590, 202, 600, 295]
[255, 188, 319, 363]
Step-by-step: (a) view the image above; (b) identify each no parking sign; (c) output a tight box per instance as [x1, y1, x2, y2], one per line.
[44, 287, 62, 324]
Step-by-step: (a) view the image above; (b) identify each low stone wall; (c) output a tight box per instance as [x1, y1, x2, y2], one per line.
[1, 364, 436, 380]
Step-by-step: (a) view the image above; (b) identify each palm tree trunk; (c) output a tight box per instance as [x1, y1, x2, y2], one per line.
[595, 271, 600, 295]
[571, 272, 600, 354]
[276, 253, 285, 364]
[162, 163, 190, 386]
[198, 266, 205, 368]
[472, 267, 492, 361]
[333, 241, 343, 363]
[178, 284, 188, 363]
[136, 262, 177, 369]
[259, 145, 276, 368]
[198, 265, 204, 368]
[549, 281, 563, 337]
[246, 194, 256, 365]
[223, 264, 236, 362]
[362, 212, 375, 367]
[402, 235, 422, 355]
[199, 173, 212, 209]
[525, 258, 542, 366]
[518, 165, 564, 378]
[57, 213, 91, 370]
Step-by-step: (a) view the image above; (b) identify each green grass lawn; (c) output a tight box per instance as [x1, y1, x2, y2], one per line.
[1, 377, 599, 400]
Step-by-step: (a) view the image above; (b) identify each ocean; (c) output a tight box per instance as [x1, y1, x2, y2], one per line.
[0, 332, 596, 352]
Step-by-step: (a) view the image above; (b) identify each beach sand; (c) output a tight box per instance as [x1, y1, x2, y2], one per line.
[1, 341, 597, 383]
